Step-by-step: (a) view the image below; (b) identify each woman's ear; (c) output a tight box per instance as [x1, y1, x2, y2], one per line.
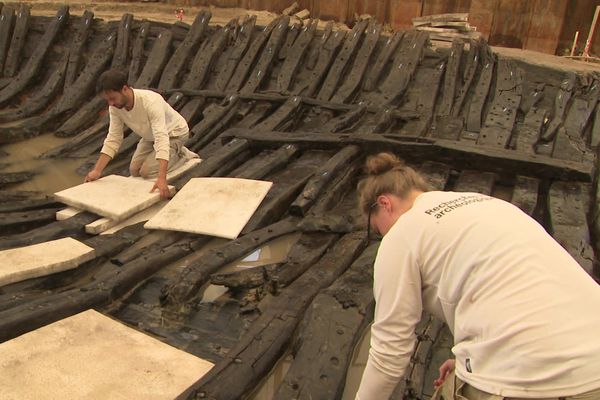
[377, 194, 393, 213]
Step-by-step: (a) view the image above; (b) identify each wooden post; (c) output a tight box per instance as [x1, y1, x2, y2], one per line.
[583, 6, 600, 57]
[571, 30, 580, 56]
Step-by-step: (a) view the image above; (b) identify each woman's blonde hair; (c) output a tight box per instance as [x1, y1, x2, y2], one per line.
[358, 152, 430, 214]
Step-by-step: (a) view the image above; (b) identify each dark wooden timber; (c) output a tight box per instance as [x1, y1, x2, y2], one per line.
[542, 73, 576, 141]
[222, 128, 594, 181]
[226, 17, 280, 92]
[0, 5, 15, 76]
[4, 4, 29, 78]
[214, 15, 255, 91]
[0, 6, 68, 106]
[437, 39, 464, 117]
[111, 13, 133, 70]
[158, 11, 210, 90]
[277, 20, 317, 93]
[290, 145, 361, 216]
[128, 20, 150, 85]
[548, 181, 594, 275]
[0, 207, 62, 235]
[511, 176, 539, 215]
[465, 45, 495, 133]
[274, 243, 378, 400]
[65, 10, 94, 88]
[134, 29, 173, 88]
[161, 217, 301, 308]
[176, 232, 367, 400]
[332, 20, 381, 103]
[453, 170, 496, 194]
[377, 31, 428, 106]
[55, 96, 106, 138]
[303, 27, 346, 97]
[210, 232, 337, 290]
[362, 31, 402, 92]
[241, 16, 289, 94]
[477, 59, 523, 148]
[452, 39, 480, 117]
[317, 19, 368, 102]
[231, 144, 299, 180]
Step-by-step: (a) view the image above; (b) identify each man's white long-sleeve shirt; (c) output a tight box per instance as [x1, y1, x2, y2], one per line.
[356, 191, 600, 399]
[100, 88, 188, 161]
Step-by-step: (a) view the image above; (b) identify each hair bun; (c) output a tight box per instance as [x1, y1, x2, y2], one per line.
[366, 152, 404, 175]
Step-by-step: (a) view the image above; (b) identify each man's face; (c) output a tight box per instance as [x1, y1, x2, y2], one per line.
[102, 88, 128, 109]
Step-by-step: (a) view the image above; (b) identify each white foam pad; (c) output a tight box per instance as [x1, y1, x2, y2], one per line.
[145, 177, 273, 239]
[54, 175, 173, 221]
[0, 309, 214, 399]
[0, 238, 95, 287]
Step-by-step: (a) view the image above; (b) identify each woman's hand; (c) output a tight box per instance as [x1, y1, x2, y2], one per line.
[433, 359, 455, 389]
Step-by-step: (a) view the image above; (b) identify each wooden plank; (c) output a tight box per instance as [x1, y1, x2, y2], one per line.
[332, 20, 381, 103]
[437, 39, 464, 117]
[42, 120, 107, 158]
[241, 16, 289, 94]
[278, 22, 300, 60]
[318, 105, 367, 133]
[254, 96, 303, 131]
[128, 20, 150, 85]
[290, 145, 361, 216]
[4, 4, 29, 78]
[515, 107, 548, 154]
[418, 161, 451, 190]
[465, 45, 495, 132]
[0, 5, 15, 76]
[226, 17, 281, 92]
[221, 128, 594, 181]
[317, 19, 369, 102]
[362, 31, 403, 92]
[0, 6, 68, 105]
[541, 73, 576, 141]
[187, 97, 240, 153]
[161, 216, 301, 308]
[182, 18, 233, 90]
[55, 97, 106, 138]
[214, 15, 255, 91]
[477, 59, 523, 148]
[511, 175, 539, 216]
[276, 20, 317, 93]
[110, 13, 133, 70]
[231, 144, 299, 180]
[453, 170, 496, 194]
[242, 151, 331, 233]
[134, 29, 173, 88]
[377, 31, 428, 105]
[274, 244, 378, 400]
[452, 39, 481, 117]
[177, 232, 368, 400]
[548, 181, 594, 275]
[403, 63, 445, 137]
[158, 11, 210, 90]
[301, 27, 346, 97]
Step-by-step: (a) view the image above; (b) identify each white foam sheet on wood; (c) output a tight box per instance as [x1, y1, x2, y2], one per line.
[55, 207, 82, 221]
[0, 238, 95, 287]
[54, 175, 173, 221]
[0, 309, 213, 400]
[94, 201, 168, 235]
[145, 177, 273, 239]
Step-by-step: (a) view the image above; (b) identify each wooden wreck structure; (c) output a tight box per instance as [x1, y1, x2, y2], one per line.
[0, 5, 599, 399]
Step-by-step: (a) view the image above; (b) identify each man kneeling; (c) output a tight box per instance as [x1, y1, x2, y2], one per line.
[84, 69, 198, 198]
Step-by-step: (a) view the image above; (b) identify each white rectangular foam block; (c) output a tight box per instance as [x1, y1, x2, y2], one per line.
[55, 207, 82, 221]
[54, 175, 173, 221]
[145, 177, 273, 239]
[85, 201, 168, 235]
[0, 309, 214, 400]
[0, 238, 95, 287]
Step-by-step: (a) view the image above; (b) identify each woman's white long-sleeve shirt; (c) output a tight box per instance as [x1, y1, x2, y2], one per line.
[356, 191, 600, 399]
[100, 88, 188, 161]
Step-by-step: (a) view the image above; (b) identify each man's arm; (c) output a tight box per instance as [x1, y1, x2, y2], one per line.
[84, 152, 112, 182]
[150, 158, 171, 198]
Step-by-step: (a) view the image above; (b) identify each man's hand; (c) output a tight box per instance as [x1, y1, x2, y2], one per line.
[151, 176, 171, 199]
[84, 169, 102, 183]
[433, 359, 455, 389]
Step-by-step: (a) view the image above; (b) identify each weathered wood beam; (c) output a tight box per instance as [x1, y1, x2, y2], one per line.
[221, 128, 594, 181]
[135, 29, 172, 88]
[128, 20, 150, 85]
[65, 10, 94, 88]
[362, 31, 402, 92]
[158, 11, 210, 90]
[110, 13, 133, 70]
[277, 20, 317, 93]
[511, 176, 539, 215]
[3, 4, 29, 78]
[274, 243, 378, 400]
[176, 232, 367, 400]
[231, 144, 299, 180]
[214, 15, 255, 91]
[161, 216, 301, 308]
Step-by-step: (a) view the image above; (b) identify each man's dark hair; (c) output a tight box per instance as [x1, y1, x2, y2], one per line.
[97, 69, 128, 93]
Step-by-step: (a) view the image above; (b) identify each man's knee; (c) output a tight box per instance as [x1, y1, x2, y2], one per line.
[139, 163, 157, 179]
[130, 164, 141, 177]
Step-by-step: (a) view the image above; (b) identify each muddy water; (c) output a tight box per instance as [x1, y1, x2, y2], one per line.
[0, 132, 87, 194]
